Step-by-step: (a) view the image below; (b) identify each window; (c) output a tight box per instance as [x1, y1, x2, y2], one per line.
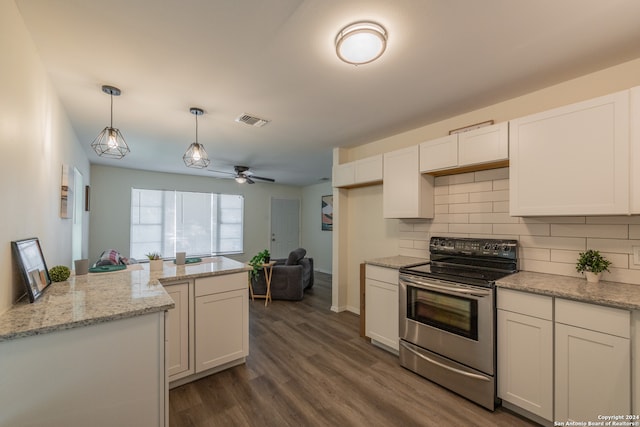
[130, 188, 243, 260]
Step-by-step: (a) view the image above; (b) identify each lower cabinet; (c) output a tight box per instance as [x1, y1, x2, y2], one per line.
[497, 288, 553, 421]
[365, 265, 399, 352]
[165, 272, 249, 387]
[195, 273, 249, 373]
[555, 299, 630, 422]
[166, 282, 192, 379]
[497, 289, 632, 423]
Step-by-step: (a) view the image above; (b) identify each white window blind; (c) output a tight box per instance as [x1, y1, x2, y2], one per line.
[130, 188, 243, 260]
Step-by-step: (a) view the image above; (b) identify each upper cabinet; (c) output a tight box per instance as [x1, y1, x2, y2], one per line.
[420, 122, 508, 174]
[333, 154, 383, 188]
[383, 146, 434, 218]
[631, 87, 640, 214]
[509, 90, 630, 216]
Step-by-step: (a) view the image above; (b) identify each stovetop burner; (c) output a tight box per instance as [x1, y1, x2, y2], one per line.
[399, 237, 518, 287]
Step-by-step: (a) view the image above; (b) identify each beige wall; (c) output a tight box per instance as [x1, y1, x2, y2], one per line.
[0, 0, 90, 313]
[336, 57, 640, 314]
[301, 181, 333, 273]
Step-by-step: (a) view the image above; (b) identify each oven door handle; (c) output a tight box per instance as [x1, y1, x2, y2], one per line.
[400, 341, 491, 382]
[401, 276, 491, 298]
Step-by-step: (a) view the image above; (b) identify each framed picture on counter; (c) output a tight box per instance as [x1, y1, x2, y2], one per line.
[11, 237, 52, 303]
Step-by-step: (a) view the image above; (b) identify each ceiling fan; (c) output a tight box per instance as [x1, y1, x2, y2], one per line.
[208, 165, 275, 184]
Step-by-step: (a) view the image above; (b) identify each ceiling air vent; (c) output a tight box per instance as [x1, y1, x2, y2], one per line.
[235, 113, 270, 127]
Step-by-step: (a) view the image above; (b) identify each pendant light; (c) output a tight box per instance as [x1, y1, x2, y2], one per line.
[183, 107, 211, 169]
[90, 85, 130, 159]
[335, 21, 387, 65]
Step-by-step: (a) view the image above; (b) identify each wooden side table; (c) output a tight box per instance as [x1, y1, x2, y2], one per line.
[248, 261, 276, 306]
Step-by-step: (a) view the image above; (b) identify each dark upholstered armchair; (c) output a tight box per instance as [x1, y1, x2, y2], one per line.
[251, 248, 314, 301]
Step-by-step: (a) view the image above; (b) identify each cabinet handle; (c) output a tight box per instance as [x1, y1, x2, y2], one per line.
[400, 341, 490, 382]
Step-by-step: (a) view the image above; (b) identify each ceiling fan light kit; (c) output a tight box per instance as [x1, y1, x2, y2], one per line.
[335, 21, 387, 65]
[183, 107, 211, 169]
[90, 85, 130, 159]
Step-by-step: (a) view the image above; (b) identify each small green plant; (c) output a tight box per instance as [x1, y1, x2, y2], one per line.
[248, 249, 271, 279]
[49, 265, 71, 282]
[145, 252, 162, 260]
[576, 249, 611, 274]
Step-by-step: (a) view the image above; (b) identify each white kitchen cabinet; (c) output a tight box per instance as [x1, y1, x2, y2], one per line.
[333, 154, 383, 188]
[166, 281, 193, 380]
[383, 146, 434, 218]
[509, 90, 630, 216]
[419, 122, 508, 173]
[365, 265, 399, 352]
[195, 273, 249, 373]
[555, 298, 631, 422]
[497, 289, 553, 421]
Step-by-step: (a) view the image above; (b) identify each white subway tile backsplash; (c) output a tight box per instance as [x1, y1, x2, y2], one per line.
[469, 190, 509, 203]
[449, 202, 493, 214]
[449, 223, 493, 234]
[551, 224, 628, 239]
[493, 179, 509, 191]
[475, 168, 509, 182]
[449, 181, 493, 195]
[493, 223, 550, 236]
[397, 171, 640, 284]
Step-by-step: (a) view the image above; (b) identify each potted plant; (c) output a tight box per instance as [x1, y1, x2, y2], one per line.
[49, 265, 71, 282]
[248, 249, 271, 279]
[146, 252, 163, 271]
[576, 249, 611, 283]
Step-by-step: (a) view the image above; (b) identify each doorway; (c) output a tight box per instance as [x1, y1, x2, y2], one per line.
[270, 198, 300, 259]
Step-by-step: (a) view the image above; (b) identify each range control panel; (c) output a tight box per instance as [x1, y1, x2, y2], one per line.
[430, 237, 517, 260]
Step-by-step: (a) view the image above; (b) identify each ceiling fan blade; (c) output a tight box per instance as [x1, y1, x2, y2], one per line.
[250, 175, 275, 182]
[245, 176, 255, 184]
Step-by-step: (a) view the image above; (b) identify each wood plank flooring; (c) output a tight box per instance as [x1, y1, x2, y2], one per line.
[169, 272, 537, 426]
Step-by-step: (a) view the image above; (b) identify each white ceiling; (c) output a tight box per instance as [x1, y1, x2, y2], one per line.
[15, 0, 640, 186]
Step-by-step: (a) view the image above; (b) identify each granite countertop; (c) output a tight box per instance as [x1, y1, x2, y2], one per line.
[365, 255, 429, 270]
[496, 271, 640, 311]
[0, 256, 251, 342]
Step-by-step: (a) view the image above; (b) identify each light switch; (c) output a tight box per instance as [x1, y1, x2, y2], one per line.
[634, 246, 640, 266]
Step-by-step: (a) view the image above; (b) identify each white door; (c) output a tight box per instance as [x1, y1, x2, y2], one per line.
[270, 198, 300, 259]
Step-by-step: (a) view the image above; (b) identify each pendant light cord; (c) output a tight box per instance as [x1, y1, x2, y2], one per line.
[110, 93, 114, 128]
[195, 113, 199, 144]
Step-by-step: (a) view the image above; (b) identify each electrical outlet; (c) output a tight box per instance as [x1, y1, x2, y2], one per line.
[634, 246, 640, 266]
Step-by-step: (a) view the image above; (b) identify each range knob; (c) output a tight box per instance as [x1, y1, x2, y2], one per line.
[502, 245, 510, 252]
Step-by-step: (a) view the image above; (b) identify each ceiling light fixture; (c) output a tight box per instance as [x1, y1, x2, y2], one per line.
[335, 21, 387, 65]
[90, 85, 130, 159]
[183, 107, 211, 169]
[235, 176, 247, 184]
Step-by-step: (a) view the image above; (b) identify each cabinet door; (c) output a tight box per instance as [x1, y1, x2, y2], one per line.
[383, 145, 434, 219]
[497, 309, 553, 421]
[195, 288, 248, 373]
[555, 323, 630, 421]
[419, 135, 458, 172]
[365, 278, 399, 351]
[354, 154, 383, 184]
[332, 162, 355, 187]
[509, 90, 629, 216]
[166, 282, 191, 379]
[458, 122, 508, 166]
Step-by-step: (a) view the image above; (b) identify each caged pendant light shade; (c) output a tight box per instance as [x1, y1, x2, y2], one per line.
[183, 108, 211, 169]
[90, 85, 130, 159]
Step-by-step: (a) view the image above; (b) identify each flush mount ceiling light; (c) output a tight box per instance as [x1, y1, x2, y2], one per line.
[335, 21, 387, 65]
[183, 108, 211, 169]
[90, 85, 130, 159]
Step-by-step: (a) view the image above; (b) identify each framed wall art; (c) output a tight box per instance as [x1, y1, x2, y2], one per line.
[322, 195, 333, 231]
[11, 237, 51, 302]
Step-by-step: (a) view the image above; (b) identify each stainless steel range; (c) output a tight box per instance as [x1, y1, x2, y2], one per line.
[399, 237, 517, 410]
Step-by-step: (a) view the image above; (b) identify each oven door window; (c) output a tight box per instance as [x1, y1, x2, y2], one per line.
[407, 285, 478, 340]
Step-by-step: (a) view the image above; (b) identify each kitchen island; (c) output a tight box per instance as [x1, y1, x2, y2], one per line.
[0, 256, 250, 427]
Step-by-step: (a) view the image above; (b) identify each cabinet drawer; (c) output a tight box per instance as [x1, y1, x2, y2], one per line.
[497, 288, 552, 320]
[555, 298, 630, 338]
[195, 272, 247, 297]
[365, 265, 398, 284]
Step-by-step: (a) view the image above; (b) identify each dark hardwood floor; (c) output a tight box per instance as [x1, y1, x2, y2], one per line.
[169, 272, 537, 426]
